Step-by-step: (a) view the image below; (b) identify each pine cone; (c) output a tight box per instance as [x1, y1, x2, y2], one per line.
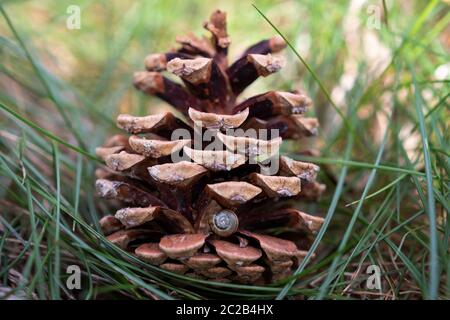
[96, 10, 325, 284]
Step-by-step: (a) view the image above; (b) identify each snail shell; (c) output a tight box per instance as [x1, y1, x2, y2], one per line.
[209, 210, 239, 237]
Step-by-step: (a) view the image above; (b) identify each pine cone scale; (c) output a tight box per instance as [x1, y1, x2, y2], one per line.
[96, 10, 325, 284]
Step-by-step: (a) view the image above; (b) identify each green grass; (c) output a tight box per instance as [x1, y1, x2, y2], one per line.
[0, 0, 448, 300]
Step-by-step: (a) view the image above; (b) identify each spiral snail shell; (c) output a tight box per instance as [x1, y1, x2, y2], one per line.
[209, 210, 239, 237]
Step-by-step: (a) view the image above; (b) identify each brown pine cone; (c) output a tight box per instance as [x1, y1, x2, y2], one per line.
[96, 9, 325, 284]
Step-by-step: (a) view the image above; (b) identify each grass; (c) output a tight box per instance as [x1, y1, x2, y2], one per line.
[0, 0, 448, 300]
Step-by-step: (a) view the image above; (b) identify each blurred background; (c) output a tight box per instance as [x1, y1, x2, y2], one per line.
[0, 0, 448, 300]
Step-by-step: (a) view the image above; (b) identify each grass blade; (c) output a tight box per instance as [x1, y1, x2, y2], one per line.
[411, 70, 439, 299]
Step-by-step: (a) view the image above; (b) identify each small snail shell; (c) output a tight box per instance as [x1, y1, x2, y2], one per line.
[209, 210, 239, 237]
